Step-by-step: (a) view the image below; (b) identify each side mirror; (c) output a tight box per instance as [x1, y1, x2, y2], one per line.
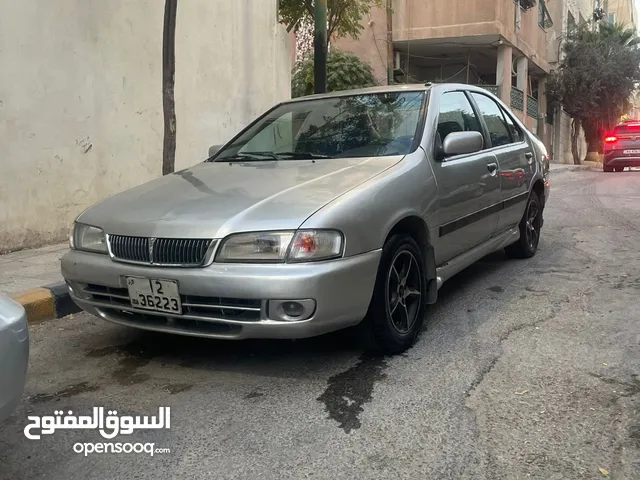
[208, 145, 223, 157]
[442, 131, 483, 158]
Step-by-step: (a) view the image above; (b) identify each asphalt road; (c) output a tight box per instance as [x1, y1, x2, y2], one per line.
[1, 169, 639, 480]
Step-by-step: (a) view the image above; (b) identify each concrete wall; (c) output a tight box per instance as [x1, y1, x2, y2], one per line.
[557, 110, 587, 163]
[607, 0, 637, 29]
[0, 0, 291, 253]
[332, 8, 389, 86]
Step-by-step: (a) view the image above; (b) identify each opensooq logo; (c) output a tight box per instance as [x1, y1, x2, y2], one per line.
[24, 406, 170, 440]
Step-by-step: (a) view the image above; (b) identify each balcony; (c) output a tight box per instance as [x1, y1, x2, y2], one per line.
[391, 0, 551, 72]
[510, 87, 524, 112]
[527, 95, 538, 119]
[478, 85, 499, 96]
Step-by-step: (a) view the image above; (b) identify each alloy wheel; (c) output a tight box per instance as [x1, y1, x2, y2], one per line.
[385, 250, 422, 334]
[525, 200, 541, 250]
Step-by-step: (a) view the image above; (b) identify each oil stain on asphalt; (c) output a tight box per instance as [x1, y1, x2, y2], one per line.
[28, 381, 100, 404]
[317, 355, 387, 433]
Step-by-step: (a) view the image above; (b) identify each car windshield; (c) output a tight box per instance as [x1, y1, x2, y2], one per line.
[211, 91, 426, 161]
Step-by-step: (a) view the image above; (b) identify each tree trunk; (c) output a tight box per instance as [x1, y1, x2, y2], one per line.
[571, 118, 581, 165]
[162, 0, 178, 176]
[582, 119, 603, 164]
[314, 0, 328, 94]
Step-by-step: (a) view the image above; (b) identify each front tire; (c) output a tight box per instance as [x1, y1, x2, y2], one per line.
[505, 191, 542, 259]
[358, 234, 427, 355]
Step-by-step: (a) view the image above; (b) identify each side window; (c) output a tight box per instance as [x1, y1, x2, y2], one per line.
[500, 107, 523, 143]
[436, 92, 483, 145]
[470, 93, 513, 147]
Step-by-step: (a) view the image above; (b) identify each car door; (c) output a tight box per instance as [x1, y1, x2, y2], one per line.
[429, 90, 501, 264]
[468, 92, 533, 234]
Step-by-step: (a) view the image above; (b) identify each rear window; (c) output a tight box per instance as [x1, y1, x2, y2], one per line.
[614, 123, 640, 134]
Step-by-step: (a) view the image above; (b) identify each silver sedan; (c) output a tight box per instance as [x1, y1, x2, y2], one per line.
[62, 84, 549, 354]
[0, 294, 29, 422]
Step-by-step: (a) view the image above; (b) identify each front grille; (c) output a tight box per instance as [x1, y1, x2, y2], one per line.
[83, 284, 262, 322]
[108, 235, 214, 266]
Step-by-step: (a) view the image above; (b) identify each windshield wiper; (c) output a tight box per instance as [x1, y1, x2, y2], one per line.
[272, 151, 334, 160]
[217, 152, 280, 162]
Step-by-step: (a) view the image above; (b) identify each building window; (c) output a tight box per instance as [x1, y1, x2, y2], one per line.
[609, 13, 615, 24]
[538, 0, 553, 29]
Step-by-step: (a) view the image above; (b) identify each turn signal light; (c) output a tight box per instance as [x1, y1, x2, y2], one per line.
[605, 135, 617, 143]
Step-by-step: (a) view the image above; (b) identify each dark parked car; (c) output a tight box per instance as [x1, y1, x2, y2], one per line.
[604, 121, 640, 172]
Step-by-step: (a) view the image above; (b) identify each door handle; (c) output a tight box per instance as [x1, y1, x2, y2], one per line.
[487, 162, 498, 176]
[525, 152, 533, 164]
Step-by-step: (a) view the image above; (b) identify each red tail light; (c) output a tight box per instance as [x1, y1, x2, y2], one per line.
[605, 135, 617, 143]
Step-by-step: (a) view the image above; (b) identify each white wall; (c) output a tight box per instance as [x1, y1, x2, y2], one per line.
[0, 0, 291, 252]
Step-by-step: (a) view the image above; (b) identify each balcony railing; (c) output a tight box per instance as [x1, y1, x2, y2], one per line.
[527, 95, 538, 118]
[477, 85, 499, 96]
[510, 87, 524, 111]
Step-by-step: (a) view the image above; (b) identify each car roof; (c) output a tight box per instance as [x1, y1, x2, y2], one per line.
[286, 84, 431, 103]
[285, 83, 500, 103]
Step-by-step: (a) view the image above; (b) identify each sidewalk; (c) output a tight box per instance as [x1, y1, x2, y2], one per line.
[0, 243, 66, 295]
[0, 243, 77, 322]
[549, 162, 601, 173]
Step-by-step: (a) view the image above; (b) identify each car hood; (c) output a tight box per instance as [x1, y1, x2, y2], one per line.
[78, 156, 403, 238]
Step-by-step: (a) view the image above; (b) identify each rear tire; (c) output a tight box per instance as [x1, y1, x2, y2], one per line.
[505, 191, 542, 259]
[604, 165, 614, 172]
[615, 166, 625, 172]
[357, 234, 427, 355]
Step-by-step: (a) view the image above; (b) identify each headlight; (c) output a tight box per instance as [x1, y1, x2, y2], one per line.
[216, 230, 344, 263]
[217, 231, 294, 262]
[72, 223, 108, 254]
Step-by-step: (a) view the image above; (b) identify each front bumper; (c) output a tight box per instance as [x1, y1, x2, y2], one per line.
[0, 296, 29, 422]
[61, 249, 381, 340]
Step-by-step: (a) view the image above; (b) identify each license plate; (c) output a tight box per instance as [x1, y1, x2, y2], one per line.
[623, 149, 640, 154]
[126, 277, 182, 314]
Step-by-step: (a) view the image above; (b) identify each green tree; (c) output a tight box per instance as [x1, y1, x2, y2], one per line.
[278, 0, 383, 42]
[292, 50, 377, 97]
[547, 21, 640, 164]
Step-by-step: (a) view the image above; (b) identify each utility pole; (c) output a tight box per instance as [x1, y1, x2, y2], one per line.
[314, 0, 328, 94]
[386, 0, 393, 85]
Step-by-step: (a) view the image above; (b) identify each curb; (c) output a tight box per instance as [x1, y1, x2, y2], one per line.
[9, 283, 80, 324]
[550, 164, 602, 173]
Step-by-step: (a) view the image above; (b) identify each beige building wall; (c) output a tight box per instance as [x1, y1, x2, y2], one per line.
[0, 0, 292, 253]
[607, 0, 637, 29]
[391, 0, 551, 71]
[333, 7, 390, 85]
